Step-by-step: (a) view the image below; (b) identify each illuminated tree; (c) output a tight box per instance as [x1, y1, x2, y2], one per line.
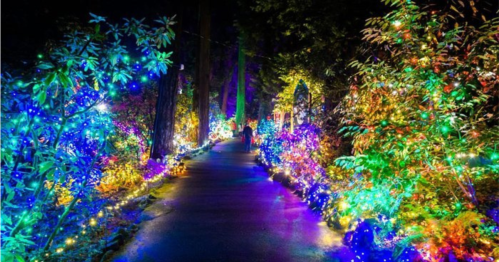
[242, 0, 383, 116]
[1, 14, 175, 260]
[235, 32, 246, 128]
[274, 70, 323, 131]
[175, 82, 199, 153]
[209, 95, 233, 142]
[337, 0, 498, 259]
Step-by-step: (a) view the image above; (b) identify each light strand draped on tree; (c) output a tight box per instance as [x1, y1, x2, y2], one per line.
[235, 32, 246, 127]
[336, 0, 499, 260]
[1, 14, 176, 260]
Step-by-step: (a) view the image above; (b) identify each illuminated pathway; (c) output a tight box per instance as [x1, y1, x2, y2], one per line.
[111, 139, 343, 262]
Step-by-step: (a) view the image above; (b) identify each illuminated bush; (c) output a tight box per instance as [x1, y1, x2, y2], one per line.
[258, 1, 498, 259]
[174, 83, 198, 153]
[1, 14, 175, 260]
[335, 0, 499, 259]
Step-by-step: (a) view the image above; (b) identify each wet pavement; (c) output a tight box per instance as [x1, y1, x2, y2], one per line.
[111, 139, 343, 262]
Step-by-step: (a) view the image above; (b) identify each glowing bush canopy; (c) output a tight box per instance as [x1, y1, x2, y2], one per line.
[1, 14, 175, 260]
[174, 82, 199, 153]
[338, 0, 499, 259]
[259, 0, 499, 260]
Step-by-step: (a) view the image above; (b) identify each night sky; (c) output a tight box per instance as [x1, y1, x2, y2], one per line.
[2, 0, 236, 68]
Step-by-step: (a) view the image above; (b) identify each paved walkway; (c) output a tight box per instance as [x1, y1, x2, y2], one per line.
[111, 139, 343, 262]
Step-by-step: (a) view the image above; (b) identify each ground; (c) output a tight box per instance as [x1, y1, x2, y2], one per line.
[111, 139, 343, 262]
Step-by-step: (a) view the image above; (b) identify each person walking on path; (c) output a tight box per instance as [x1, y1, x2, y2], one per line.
[242, 124, 253, 152]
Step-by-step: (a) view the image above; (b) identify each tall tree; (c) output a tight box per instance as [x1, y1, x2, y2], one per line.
[151, 5, 184, 159]
[221, 65, 234, 116]
[197, 0, 211, 145]
[235, 32, 246, 127]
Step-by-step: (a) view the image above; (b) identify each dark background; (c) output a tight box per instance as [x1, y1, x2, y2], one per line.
[1, 0, 237, 68]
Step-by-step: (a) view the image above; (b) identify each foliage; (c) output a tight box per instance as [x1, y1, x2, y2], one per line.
[1, 14, 175, 261]
[273, 70, 323, 114]
[174, 81, 198, 153]
[247, 118, 258, 131]
[242, 0, 382, 106]
[258, 0, 498, 260]
[98, 87, 158, 193]
[254, 118, 276, 145]
[259, 124, 333, 211]
[335, 0, 499, 260]
[209, 98, 233, 142]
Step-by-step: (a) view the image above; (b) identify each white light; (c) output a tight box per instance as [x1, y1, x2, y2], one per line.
[96, 103, 107, 112]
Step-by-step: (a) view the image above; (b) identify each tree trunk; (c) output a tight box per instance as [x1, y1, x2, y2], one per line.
[221, 65, 233, 116]
[257, 95, 271, 123]
[150, 8, 184, 159]
[235, 32, 246, 127]
[279, 112, 285, 131]
[197, 0, 210, 146]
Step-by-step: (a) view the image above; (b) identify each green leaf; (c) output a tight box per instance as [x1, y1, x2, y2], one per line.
[37, 63, 54, 70]
[89, 13, 106, 23]
[39, 161, 54, 174]
[37, 91, 47, 104]
[58, 73, 72, 87]
[33, 211, 43, 220]
[59, 172, 67, 183]
[2, 214, 12, 226]
[44, 72, 57, 86]
[14, 254, 25, 262]
[1, 253, 14, 262]
[15, 235, 35, 246]
[46, 168, 55, 181]
[32, 84, 41, 93]
[6, 191, 15, 202]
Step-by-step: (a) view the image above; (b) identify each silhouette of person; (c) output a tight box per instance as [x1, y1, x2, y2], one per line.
[242, 124, 253, 152]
